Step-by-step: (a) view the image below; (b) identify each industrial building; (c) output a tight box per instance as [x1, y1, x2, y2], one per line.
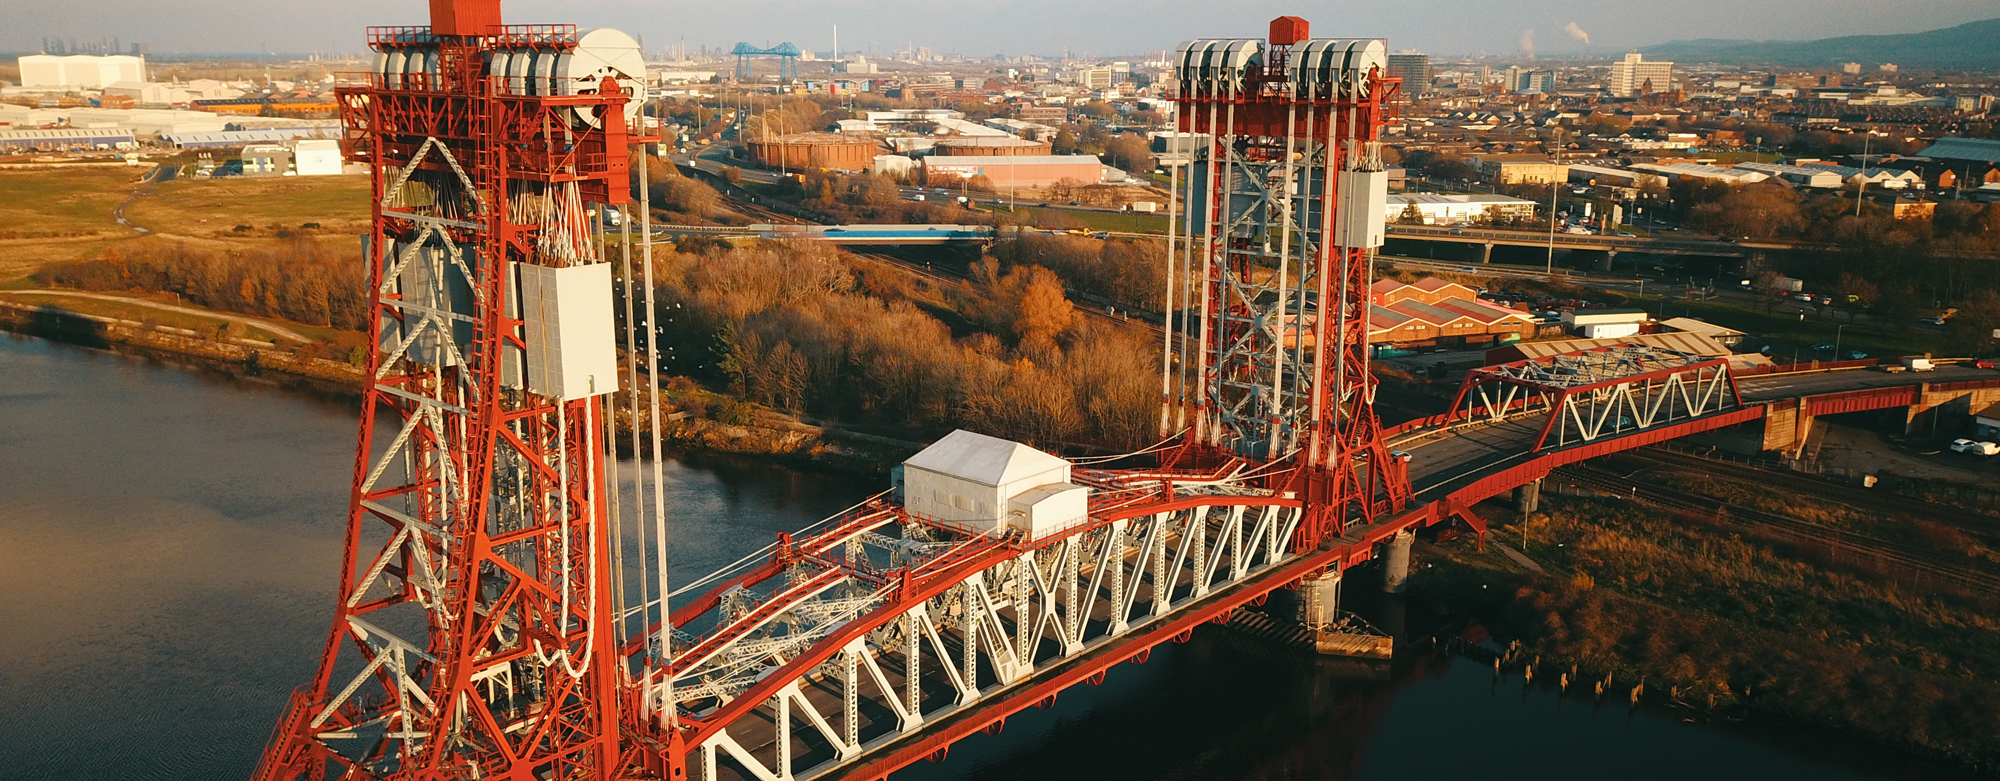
[240, 139, 344, 176]
[920, 154, 1106, 189]
[1567, 164, 1667, 190]
[160, 125, 340, 148]
[1609, 52, 1674, 98]
[746, 132, 877, 171]
[1562, 308, 1649, 339]
[933, 136, 1052, 156]
[1384, 192, 1537, 225]
[17, 54, 146, 89]
[1367, 278, 1537, 349]
[0, 127, 137, 150]
[1471, 154, 1568, 185]
[1629, 162, 1770, 184]
[1731, 161, 1845, 188]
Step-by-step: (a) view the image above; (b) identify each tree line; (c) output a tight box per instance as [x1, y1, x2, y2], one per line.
[32, 236, 368, 331]
[647, 239, 1157, 450]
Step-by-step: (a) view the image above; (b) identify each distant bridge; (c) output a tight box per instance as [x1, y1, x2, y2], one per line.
[1383, 223, 2000, 267]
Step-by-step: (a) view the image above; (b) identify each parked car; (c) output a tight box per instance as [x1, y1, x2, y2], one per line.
[1842, 350, 1868, 360]
[1615, 231, 1636, 237]
[1949, 439, 2000, 456]
[1456, 266, 1477, 272]
[1974, 358, 1997, 369]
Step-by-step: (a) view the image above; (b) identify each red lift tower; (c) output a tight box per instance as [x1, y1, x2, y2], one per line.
[1160, 18, 1410, 548]
[253, 1, 660, 778]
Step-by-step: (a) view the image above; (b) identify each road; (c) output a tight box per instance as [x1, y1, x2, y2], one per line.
[0, 290, 313, 342]
[1736, 365, 1995, 401]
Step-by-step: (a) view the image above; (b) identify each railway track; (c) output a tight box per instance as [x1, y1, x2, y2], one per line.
[1552, 465, 2000, 593]
[1623, 446, 1998, 536]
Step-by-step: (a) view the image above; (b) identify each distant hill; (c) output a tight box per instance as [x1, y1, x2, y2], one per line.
[1641, 18, 2000, 69]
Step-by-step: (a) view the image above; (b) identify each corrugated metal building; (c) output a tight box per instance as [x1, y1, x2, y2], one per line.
[1367, 278, 1536, 348]
[0, 127, 137, 150]
[159, 127, 342, 148]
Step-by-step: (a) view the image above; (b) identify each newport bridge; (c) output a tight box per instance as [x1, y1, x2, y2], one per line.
[251, 4, 2000, 781]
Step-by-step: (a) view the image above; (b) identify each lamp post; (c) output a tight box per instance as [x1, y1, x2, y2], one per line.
[1835, 323, 1846, 362]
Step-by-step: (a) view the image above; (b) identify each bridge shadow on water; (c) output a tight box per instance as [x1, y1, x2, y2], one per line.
[883, 587, 1978, 781]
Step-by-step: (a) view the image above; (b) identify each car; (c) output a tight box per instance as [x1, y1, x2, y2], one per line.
[1809, 342, 1835, 352]
[1950, 439, 2000, 456]
[1922, 317, 1947, 326]
[1615, 231, 1636, 237]
[1068, 200, 1081, 205]
[1448, 227, 1465, 234]
[1090, 231, 1109, 239]
[1842, 350, 1868, 360]
[1974, 358, 1997, 369]
[1039, 201, 1051, 207]
[1455, 265, 1476, 272]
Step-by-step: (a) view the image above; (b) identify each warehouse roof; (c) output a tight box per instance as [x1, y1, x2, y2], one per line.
[1918, 137, 2000, 165]
[923, 155, 1104, 166]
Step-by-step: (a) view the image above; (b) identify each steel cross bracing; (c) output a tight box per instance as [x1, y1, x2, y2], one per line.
[255, 17, 655, 781]
[1446, 345, 1746, 452]
[642, 469, 1305, 781]
[1161, 29, 1410, 544]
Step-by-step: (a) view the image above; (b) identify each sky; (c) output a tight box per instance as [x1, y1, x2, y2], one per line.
[6, 0, 2000, 59]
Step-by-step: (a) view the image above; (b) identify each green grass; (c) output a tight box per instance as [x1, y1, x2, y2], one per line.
[124, 175, 370, 236]
[980, 204, 1168, 234]
[0, 167, 137, 239]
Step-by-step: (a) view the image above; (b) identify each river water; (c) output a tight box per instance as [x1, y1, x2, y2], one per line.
[0, 332, 1977, 781]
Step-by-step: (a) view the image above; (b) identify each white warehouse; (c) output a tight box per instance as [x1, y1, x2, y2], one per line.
[18, 54, 146, 90]
[898, 430, 1091, 542]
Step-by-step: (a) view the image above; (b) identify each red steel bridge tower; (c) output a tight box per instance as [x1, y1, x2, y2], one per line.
[253, 0, 662, 778]
[1161, 17, 1411, 545]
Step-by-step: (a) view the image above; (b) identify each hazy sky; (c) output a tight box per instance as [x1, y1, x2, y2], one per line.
[7, 0, 2000, 59]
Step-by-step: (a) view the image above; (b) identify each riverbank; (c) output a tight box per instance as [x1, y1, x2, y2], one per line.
[0, 300, 917, 476]
[1411, 493, 2000, 775]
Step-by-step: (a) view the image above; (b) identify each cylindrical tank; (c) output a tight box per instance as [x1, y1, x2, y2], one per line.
[1381, 529, 1414, 593]
[932, 136, 1053, 157]
[746, 132, 876, 171]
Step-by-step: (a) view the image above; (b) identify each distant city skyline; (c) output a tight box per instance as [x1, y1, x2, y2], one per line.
[5, 0, 1999, 60]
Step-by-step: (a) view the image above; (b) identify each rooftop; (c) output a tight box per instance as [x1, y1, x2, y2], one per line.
[903, 429, 1068, 488]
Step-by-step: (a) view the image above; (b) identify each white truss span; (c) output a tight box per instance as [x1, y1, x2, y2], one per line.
[661, 480, 1303, 781]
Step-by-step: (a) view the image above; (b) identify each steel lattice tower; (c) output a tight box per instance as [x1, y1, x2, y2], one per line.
[1161, 18, 1412, 547]
[253, 1, 664, 778]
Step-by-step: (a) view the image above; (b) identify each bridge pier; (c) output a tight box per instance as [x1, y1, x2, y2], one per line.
[1600, 249, 1617, 272]
[1513, 478, 1542, 514]
[1382, 530, 1414, 593]
[1480, 242, 1494, 264]
[1297, 570, 1342, 629]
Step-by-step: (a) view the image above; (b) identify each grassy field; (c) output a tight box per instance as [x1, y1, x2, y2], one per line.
[0, 167, 140, 239]
[0, 168, 372, 284]
[123, 175, 370, 237]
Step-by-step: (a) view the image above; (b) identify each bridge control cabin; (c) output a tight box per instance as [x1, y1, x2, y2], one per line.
[896, 429, 1091, 541]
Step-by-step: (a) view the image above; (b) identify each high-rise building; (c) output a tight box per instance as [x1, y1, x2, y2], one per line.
[1841, 62, 1862, 74]
[1504, 65, 1555, 93]
[1609, 52, 1673, 97]
[1387, 50, 1430, 100]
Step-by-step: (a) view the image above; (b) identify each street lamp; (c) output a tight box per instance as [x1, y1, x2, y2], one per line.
[1834, 323, 1846, 362]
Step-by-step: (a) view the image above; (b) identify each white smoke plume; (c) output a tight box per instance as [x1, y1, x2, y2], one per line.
[1564, 22, 1591, 47]
[1519, 29, 1536, 59]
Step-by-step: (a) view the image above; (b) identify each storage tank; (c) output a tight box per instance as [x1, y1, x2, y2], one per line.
[746, 132, 877, 171]
[932, 136, 1053, 157]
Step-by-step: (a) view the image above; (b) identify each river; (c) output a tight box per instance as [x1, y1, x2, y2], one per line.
[0, 332, 1978, 781]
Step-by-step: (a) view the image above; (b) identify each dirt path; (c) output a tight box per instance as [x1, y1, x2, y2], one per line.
[0, 289, 313, 342]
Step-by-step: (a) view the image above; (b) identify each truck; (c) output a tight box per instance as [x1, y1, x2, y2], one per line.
[1900, 355, 1936, 372]
[1123, 201, 1160, 213]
